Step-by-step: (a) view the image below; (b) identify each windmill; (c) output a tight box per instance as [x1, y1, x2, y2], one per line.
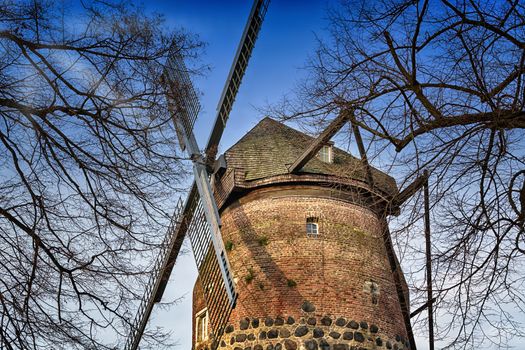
[123, 0, 440, 349]
[124, 1, 270, 349]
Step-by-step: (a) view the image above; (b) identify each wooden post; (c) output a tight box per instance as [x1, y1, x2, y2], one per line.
[423, 171, 434, 350]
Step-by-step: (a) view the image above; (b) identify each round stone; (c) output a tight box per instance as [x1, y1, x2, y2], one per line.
[376, 337, 383, 346]
[354, 332, 365, 343]
[280, 329, 291, 338]
[230, 337, 235, 345]
[267, 329, 279, 339]
[342, 332, 353, 341]
[347, 320, 359, 329]
[284, 340, 298, 350]
[275, 344, 282, 350]
[254, 345, 263, 350]
[318, 339, 330, 350]
[386, 341, 392, 349]
[259, 331, 267, 340]
[252, 319, 260, 328]
[307, 317, 316, 326]
[333, 344, 349, 350]
[248, 334, 256, 341]
[329, 331, 341, 339]
[226, 325, 234, 333]
[320, 316, 332, 326]
[240, 318, 250, 330]
[265, 318, 274, 327]
[275, 317, 285, 326]
[370, 324, 379, 333]
[221, 341, 227, 347]
[236, 334, 247, 342]
[305, 340, 318, 350]
[266, 345, 274, 350]
[294, 325, 309, 337]
[335, 318, 346, 327]
[245, 347, 252, 350]
[359, 321, 368, 329]
[313, 328, 324, 338]
[301, 301, 316, 312]
[286, 316, 295, 325]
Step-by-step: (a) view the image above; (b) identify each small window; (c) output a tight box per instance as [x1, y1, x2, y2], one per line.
[195, 308, 209, 343]
[318, 144, 333, 163]
[306, 217, 319, 235]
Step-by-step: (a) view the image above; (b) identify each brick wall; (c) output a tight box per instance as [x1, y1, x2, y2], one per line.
[193, 184, 409, 350]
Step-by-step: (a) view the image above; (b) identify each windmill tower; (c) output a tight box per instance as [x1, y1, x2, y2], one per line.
[191, 115, 416, 350]
[125, 1, 430, 349]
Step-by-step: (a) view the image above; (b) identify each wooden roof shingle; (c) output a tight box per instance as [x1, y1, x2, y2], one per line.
[224, 117, 398, 196]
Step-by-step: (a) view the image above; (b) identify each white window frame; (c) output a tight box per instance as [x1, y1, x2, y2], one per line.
[306, 217, 319, 235]
[318, 144, 333, 163]
[195, 308, 209, 343]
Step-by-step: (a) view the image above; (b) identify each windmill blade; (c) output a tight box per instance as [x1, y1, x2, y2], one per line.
[164, 44, 201, 153]
[205, 0, 270, 164]
[185, 191, 237, 346]
[125, 1, 271, 348]
[164, 43, 237, 304]
[124, 198, 186, 350]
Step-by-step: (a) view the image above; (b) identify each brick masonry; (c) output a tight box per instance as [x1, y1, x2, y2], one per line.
[192, 183, 410, 350]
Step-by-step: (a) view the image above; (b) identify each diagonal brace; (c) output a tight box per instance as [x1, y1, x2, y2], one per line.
[392, 170, 430, 207]
[288, 109, 352, 173]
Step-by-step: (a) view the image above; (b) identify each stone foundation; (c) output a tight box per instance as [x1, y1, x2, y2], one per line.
[220, 301, 410, 350]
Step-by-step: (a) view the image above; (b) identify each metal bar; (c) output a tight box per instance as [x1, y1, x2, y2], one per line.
[424, 171, 434, 350]
[288, 109, 351, 173]
[205, 0, 271, 164]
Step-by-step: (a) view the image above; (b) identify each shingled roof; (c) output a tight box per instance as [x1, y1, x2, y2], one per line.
[224, 117, 398, 197]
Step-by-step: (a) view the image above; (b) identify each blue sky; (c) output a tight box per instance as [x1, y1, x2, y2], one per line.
[142, 1, 337, 349]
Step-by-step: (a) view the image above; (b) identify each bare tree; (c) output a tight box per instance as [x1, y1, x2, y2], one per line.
[272, 0, 525, 348]
[0, 0, 200, 348]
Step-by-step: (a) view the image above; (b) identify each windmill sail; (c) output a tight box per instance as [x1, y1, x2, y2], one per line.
[124, 1, 271, 349]
[124, 198, 185, 350]
[205, 0, 270, 163]
[164, 43, 237, 302]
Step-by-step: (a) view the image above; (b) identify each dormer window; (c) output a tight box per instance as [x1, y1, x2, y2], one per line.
[318, 144, 333, 163]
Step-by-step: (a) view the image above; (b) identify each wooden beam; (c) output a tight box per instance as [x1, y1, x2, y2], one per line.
[410, 297, 437, 318]
[392, 171, 430, 207]
[288, 110, 351, 173]
[350, 119, 375, 187]
[382, 224, 418, 350]
[424, 175, 435, 350]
